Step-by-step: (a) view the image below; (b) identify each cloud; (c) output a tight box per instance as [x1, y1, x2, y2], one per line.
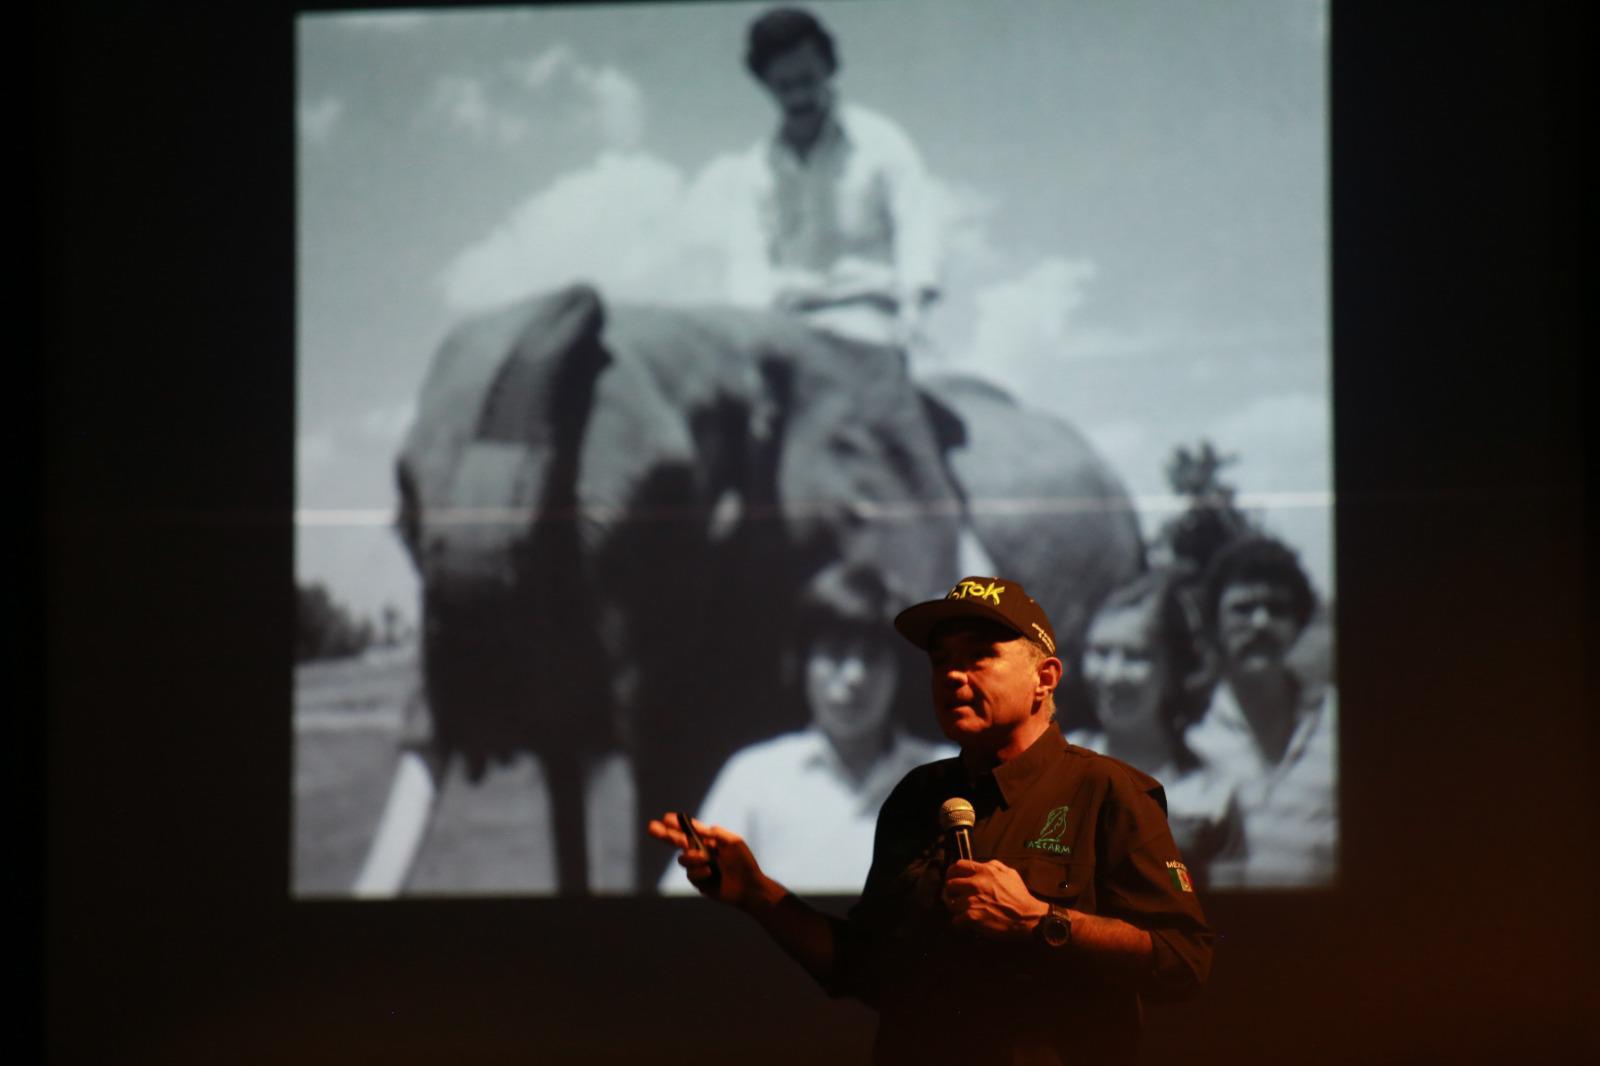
[930, 179, 999, 273]
[1079, 416, 1175, 498]
[328, 11, 429, 34]
[580, 64, 645, 151]
[1202, 390, 1334, 596]
[439, 148, 763, 312]
[422, 44, 646, 151]
[423, 74, 530, 147]
[507, 47, 644, 149]
[433, 132, 1100, 402]
[359, 400, 418, 441]
[1206, 391, 1330, 493]
[957, 256, 1099, 384]
[297, 428, 338, 489]
[298, 400, 421, 511]
[298, 96, 345, 145]
[511, 43, 578, 90]
[1085, 392, 1330, 503]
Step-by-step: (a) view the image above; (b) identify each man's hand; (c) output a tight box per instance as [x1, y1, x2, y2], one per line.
[942, 859, 1049, 941]
[647, 814, 841, 981]
[646, 813, 775, 911]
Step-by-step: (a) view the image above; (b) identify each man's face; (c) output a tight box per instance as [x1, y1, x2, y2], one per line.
[806, 629, 898, 749]
[926, 620, 1044, 752]
[759, 38, 834, 124]
[1082, 605, 1164, 739]
[1215, 581, 1302, 677]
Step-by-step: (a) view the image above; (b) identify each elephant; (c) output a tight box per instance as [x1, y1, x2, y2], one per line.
[354, 283, 1142, 897]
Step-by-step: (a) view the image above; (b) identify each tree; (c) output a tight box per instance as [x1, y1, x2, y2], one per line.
[295, 582, 375, 662]
[1150, 441, 1254, 577]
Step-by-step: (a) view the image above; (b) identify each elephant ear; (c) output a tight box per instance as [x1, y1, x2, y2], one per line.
[917, 373, 1145, 658]
[396, 284, 621, 769]
[477, 283, 607, 444]
[396, 283, 609, 590]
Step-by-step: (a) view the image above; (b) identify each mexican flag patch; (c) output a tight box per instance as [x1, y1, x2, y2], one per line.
[1165, 860, 1194, 893]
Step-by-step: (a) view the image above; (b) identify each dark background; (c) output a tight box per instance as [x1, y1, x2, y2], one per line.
[31, 1, 1590, 1063]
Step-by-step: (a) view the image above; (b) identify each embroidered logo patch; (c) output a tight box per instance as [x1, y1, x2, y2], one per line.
[1166, 860, 1194, 893]
[1025, 804, 1073, 855]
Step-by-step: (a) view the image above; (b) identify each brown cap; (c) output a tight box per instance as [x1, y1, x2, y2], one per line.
[893, 576, 1058, 656]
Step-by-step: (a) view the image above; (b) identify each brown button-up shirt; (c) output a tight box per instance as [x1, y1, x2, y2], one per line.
[825, 724, 1214, 1065]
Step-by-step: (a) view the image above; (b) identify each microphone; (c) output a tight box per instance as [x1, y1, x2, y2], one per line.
[939, 797, 975, 862]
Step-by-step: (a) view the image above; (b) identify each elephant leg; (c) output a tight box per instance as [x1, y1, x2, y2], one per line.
[543, 752, 588, 896]
[541, 743, 638, 895]
[402, 751, 558, 895]
[351, 749, 436, 898]
[581, 750, 638, 894]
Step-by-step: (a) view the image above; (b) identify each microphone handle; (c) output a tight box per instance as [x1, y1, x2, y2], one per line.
[953, 827, 973, 862]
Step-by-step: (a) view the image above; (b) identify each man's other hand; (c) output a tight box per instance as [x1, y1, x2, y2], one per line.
[647, 813, 768, 909]
[942, 858, 1049, 941]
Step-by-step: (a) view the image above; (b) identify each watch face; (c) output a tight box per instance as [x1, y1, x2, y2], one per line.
[1040, 913, 1070, 947]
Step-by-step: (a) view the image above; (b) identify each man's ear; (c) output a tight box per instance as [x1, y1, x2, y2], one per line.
[1037, 656, 1064, 695]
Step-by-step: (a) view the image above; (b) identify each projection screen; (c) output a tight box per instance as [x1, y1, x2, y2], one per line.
[293, 0, 1334, 899]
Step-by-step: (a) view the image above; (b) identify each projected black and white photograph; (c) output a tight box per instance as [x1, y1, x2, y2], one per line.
[294, 0, 1334, 899]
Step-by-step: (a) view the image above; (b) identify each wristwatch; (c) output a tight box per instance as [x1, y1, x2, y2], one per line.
[1036, 904, 1073, 949]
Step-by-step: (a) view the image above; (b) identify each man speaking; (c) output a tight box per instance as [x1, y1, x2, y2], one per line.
[650, 576, 1214, 1065]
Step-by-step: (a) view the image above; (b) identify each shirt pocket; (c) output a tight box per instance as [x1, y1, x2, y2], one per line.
[1010, 854, 1096, 909]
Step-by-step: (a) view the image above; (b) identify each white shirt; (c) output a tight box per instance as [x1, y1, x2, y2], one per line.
[727, 103, 942, 346]
[1185, 683, 1339, 888]
[660, 727, 955, 895]
[1063, 728, 1239, 868]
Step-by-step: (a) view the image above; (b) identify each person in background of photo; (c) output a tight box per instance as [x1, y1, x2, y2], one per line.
[661, 562, 953, 895]
[1184, 535, 1336, 888]
[729, 5, 942, 351]
[1070, 573, 1240, 885]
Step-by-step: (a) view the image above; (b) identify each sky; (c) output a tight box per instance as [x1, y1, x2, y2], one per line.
[295, 0, 1331, 627]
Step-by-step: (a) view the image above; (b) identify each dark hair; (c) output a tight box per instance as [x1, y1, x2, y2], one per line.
[1200, 535, 1316, 633]
[786, 561, 938, 741]
[1090, 572, 1210, 745]
[745, 6, 838, 79]
[794, 561, 898, 639]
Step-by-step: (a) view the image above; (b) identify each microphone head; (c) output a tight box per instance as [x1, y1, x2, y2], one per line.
[939, 796, 976, 831]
